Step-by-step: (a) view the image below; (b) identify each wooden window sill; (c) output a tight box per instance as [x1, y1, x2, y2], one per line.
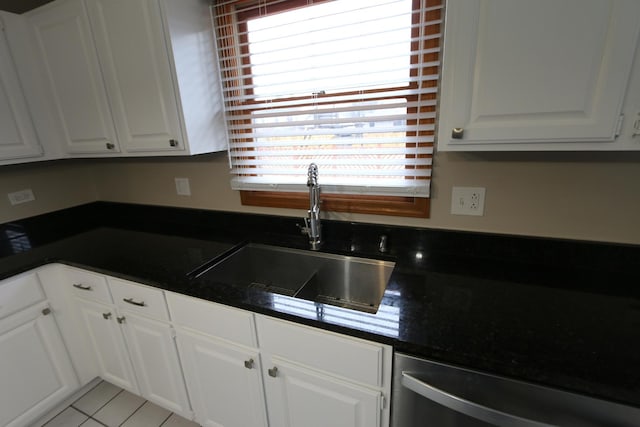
[240, 191, 429, 218]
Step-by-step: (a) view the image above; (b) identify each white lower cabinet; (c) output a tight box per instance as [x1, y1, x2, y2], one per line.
[167, 292, 268, 427]
[75, 297, 139, 393]
[119, 312, 191, 418]
[263, 358, 382, 427]
[168, 292, 391, 427]
[176, 328, 267, 427]
[257, 316, 391, 427]
[3, 265, 392, 427]
[70, 273, 193, 420]
[0, 272, 78, 427]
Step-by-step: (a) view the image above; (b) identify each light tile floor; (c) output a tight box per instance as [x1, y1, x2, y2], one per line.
[40, 381, 200, 427]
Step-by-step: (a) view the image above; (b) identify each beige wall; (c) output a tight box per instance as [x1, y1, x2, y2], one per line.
[0, 160, 98, 223]
[1, 152, 638, 244]
[89, 150, 640, 245]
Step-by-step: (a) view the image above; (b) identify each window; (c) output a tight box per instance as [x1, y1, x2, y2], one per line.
[213, 0, 442, 217]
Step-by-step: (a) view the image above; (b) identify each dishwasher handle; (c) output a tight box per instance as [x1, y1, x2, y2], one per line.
[401, 371, 552, 427]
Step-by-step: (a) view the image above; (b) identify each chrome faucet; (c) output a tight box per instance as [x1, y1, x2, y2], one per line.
[303, 163, 321, 250]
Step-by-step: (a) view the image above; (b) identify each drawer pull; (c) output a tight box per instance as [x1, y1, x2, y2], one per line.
[244, 359, 254, 369]
[117, 316, 126, 324]
[268, 367, 278, 378]
[123, 298, 146, 307]
[42, 307, 51, 316]
[73, 283, 92, 291]
[103, 312, 112, 320]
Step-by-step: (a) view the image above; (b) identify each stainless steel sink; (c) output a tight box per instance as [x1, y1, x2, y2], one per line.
[195, 243, 395, 313]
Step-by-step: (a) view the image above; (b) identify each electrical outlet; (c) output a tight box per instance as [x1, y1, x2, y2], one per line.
[8, 189, 35, 206]
[451, 186, 485, 216]
[175, 178, 191, 196]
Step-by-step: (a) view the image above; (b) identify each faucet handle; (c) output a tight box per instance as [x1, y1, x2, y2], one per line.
[298, 220, 310, 235]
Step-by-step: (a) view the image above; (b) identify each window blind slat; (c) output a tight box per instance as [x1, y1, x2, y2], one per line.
[230, 179, 432, 198]
[214, 0, 441, 199]
[222, 85, 439, 109]
[229, 136, 435, 148]
[230, 168, 432, 178]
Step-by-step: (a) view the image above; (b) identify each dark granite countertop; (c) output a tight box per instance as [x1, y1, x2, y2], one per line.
[1, 202, 639, 409]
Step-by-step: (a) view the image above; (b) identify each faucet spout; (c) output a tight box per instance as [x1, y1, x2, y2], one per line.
[305, 163, 321, 250]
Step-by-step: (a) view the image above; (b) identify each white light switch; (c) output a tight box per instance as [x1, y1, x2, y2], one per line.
[175, 178, 191, 196]
[8, 189, 35, 205]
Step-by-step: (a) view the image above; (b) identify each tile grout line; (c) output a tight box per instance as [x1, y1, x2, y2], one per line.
[41, 380, 105, 426]
[72, 387, 125, 417]
[116, 399, 148, 427]
[40, 407, 84, 427]
[42, 382, 197, 427]
[78, 415, 108, 427]
[158, 412, 174, 427]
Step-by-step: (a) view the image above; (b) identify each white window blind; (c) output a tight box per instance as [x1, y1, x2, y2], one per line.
[213, 0, 442, 198]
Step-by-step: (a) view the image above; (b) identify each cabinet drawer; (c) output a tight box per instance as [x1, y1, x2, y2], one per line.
[109, 278, 169, 321]
[66, 268, 112, 304]
[257, 315, 385, 388]
[0, 272, 45, 319]
[166, 292, 257, 348]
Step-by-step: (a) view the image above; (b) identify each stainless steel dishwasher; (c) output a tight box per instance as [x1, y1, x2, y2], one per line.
[391, 353, 640, 427]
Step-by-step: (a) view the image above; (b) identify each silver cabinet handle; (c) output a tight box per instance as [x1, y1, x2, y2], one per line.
[451, 127, 464, 139]
[401, 372, 551, 427]
[268, 367, 278, 378]
[73, 283, 92, 291]
[42, 307, 51, 316]
[106, 142, 115, 150]
[117, 316, 126, 324]
[102, 312, 112, 320]
[123, 298, 146, 307]
[244, 359, 254, 369]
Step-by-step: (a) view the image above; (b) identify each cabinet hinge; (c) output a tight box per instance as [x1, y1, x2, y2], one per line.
[615, 114, 625, 137]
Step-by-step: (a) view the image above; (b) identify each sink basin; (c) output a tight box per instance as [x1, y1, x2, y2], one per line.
[195, 243, 395, 313]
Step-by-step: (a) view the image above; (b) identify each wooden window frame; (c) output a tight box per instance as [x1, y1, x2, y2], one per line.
[215, 0, 440, 218]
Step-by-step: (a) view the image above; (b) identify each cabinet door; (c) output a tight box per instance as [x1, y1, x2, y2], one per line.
[87, 0, 184, 153]
[119, 312, 191, 419]
[0, 304, 78, 427]
[0, 18, 42, 161]
[438, 0, 640, 150]
[75, 298, 138, 393]
[176, 329, 268, 427]
[263, 357, 382, 427]
[28, 0, 119, 154]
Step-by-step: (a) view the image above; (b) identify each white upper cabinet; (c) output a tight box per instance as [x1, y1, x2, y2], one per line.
[22, 0, 226, 160]
[0, 16, 42, 162]
[437, 0, 640, 151]
[86, 0, 227, 155]
[28, 0, 120, 155]
[86, 0, 183, 153]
